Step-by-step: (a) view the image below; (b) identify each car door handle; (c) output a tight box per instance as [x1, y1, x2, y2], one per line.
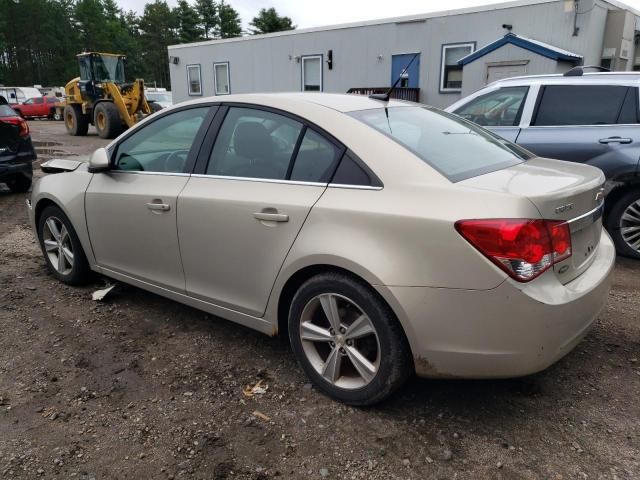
[253, 211, 289, 222]
[599, 136, 632, 144]
[146, 202, 170, 212]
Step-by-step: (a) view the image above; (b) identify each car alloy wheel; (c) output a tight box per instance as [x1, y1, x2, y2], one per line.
[620, 198, 640, 253]
[42, 216, 74, 275]
[299, 293, 381, 389]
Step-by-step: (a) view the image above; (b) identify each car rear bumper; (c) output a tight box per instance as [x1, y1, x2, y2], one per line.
[378, 229, 615, 379]
[0, 152, 34, 180]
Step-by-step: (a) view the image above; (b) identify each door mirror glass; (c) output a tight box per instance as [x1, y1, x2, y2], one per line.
[88, 147, 110, 173]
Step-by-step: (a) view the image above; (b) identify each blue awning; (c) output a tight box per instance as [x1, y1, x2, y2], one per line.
[458, 33, 583, 66]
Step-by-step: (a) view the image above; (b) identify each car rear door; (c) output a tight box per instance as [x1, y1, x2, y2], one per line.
[515, 83, 640, 179]
[177, 105, 344, 317]
[85, 105, 215, 291]
[451, 85, 530, 142]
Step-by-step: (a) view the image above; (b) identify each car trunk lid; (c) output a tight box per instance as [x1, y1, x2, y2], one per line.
[460, 157, 605, 284]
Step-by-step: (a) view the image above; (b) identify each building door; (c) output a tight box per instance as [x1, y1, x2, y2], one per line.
[486, 62, 528, 84]
[391, 54, 420, 88]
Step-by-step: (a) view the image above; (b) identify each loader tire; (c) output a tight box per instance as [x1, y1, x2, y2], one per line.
[64, 104, 89, 136]
[94, 102, 123, 139]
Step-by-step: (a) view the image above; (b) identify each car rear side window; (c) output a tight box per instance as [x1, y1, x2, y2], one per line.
[0, 105, 16, 116]
[207, 107, 303, 180]
[349, 106, 529, 182]
[453, 86, 529, 127]
[114, 107, 209, 173]
[532, 85, 638, 126]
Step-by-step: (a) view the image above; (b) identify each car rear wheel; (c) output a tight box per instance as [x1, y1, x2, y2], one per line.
[606, 189, 640, 259]
[94, 102, 122, 139]
[64, 104, 89, 136]
[37, 205, 92, 285]
[6, 174, 32, 193]
[288, 272, 413, 405]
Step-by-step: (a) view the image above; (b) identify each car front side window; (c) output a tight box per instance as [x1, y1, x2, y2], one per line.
[113, 107, 209, 173]
[454, 86, 529, 127]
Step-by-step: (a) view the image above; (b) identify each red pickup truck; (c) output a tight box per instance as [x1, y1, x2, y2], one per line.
[13, 96, 61, 119]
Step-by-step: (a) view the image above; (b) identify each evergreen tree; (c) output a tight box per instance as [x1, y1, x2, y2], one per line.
[195, 0, 217, 39]
[218, 0, 242, 38]
[174, 0, 202, 43]
[249, 7, 294, 35]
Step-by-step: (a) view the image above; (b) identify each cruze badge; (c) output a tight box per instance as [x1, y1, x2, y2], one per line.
[555, 203, 574, 214]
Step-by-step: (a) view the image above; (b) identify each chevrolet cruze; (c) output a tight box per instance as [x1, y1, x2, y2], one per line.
[28, 93, 615, 405]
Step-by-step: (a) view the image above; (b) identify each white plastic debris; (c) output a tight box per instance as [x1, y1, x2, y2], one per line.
[92, 284, 117, 301]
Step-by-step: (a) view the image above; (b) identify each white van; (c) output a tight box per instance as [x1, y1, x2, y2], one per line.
[0, 86, 42, 104]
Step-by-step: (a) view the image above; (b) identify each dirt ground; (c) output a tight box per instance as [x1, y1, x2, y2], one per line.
[1, 121, 639, 479]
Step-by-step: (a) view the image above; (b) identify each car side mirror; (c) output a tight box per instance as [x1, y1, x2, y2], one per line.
[88, 147, 110, 173]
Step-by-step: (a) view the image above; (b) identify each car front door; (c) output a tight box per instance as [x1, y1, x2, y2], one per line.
[515, 84, 640, 178]
[452, 85, 530, 142]
[178, 105, 343, 316]
[85, 105, 214, 291]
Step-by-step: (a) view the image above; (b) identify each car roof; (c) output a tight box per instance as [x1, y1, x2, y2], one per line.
[182, 92, 414, 113]
[488, 71, 640, 88]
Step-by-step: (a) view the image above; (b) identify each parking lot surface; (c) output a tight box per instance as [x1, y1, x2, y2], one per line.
[0, 121, 639, 479]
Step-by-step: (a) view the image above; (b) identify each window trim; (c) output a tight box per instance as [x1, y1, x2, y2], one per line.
[186, 64, 203, 96]
[301, 54, 323, 92]
[439, 42, 475, 93]
[530, 84, 640, 127]
[213, 61, 231, 95]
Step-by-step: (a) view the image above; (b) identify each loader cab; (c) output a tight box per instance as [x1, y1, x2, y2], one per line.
[78, 53, 126, 99]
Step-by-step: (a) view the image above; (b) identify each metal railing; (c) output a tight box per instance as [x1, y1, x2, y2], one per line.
[346, 87, 420, 102]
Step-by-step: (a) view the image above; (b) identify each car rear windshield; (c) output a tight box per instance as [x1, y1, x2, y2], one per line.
[349, 106, 531, 182]
[0, 105, 16, 117]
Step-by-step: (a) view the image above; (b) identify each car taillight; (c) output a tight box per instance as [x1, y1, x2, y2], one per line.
[455, 219, 572, 282]
[1, 116, 29, 137]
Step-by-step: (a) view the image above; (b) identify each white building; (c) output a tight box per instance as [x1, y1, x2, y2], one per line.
[168, 0, 640, 107]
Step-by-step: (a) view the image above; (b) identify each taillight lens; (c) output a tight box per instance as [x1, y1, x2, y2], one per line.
[455, 219, 572, 282]
[1, 116, 29, 137]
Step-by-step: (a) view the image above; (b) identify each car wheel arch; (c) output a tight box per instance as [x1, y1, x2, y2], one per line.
[274, 264, 414, 354]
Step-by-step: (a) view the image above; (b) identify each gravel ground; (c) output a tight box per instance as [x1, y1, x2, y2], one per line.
[0, 121, 639, 479]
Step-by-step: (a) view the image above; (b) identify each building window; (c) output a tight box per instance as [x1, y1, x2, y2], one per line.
[440, 43, 475, 92]
[187, 64, 202, 96]
[214, 62, 230, 95]
[301, 55, 322, 92]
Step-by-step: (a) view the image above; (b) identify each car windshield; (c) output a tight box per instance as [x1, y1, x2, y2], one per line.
[349, 106, 532, 182]
[0, 105, 16, 117]
[147, 93, 171, 103]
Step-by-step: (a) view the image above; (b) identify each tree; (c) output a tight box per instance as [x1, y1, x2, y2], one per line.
[217, 0, 241, 39]
[249, 7, 294, 35]
[173, 0, 202, 43]
[139, 0, 178, 88]
[195, 0, 217, 39]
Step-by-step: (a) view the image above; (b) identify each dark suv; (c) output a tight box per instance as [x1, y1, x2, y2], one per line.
[447, 69, 640, 259]
[0, 104, 36, 192]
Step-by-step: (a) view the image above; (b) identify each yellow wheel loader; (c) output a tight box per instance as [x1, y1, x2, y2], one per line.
[60, 52, 157, 139]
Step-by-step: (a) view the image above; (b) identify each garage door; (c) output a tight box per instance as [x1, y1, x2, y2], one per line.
[487, 63, 528, 83]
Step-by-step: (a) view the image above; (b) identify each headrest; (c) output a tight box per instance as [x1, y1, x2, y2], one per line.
[233, 121, 273, 160]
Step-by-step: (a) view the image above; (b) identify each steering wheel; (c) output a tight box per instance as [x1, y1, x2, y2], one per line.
[163, 149, 189, 173]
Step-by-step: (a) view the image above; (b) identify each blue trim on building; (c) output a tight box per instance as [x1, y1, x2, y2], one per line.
[458, 33, 582, 66]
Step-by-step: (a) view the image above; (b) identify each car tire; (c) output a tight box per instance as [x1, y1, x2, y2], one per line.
[64, 104, 89, 136]
[606, 189, 640, 259]
[94, 102, 122, 139]
[37, 205, 92, 285]
[6, 174, 32, 193]
[288, 272, 413, 406]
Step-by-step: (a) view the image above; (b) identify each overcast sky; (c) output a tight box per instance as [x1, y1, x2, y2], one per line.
[114, 0, 640, 29]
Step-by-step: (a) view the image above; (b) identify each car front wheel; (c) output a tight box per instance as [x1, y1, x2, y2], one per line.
[37, 205, 92, 285]
[288, 272, 413, 406]
[606, 189, 640, 259]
